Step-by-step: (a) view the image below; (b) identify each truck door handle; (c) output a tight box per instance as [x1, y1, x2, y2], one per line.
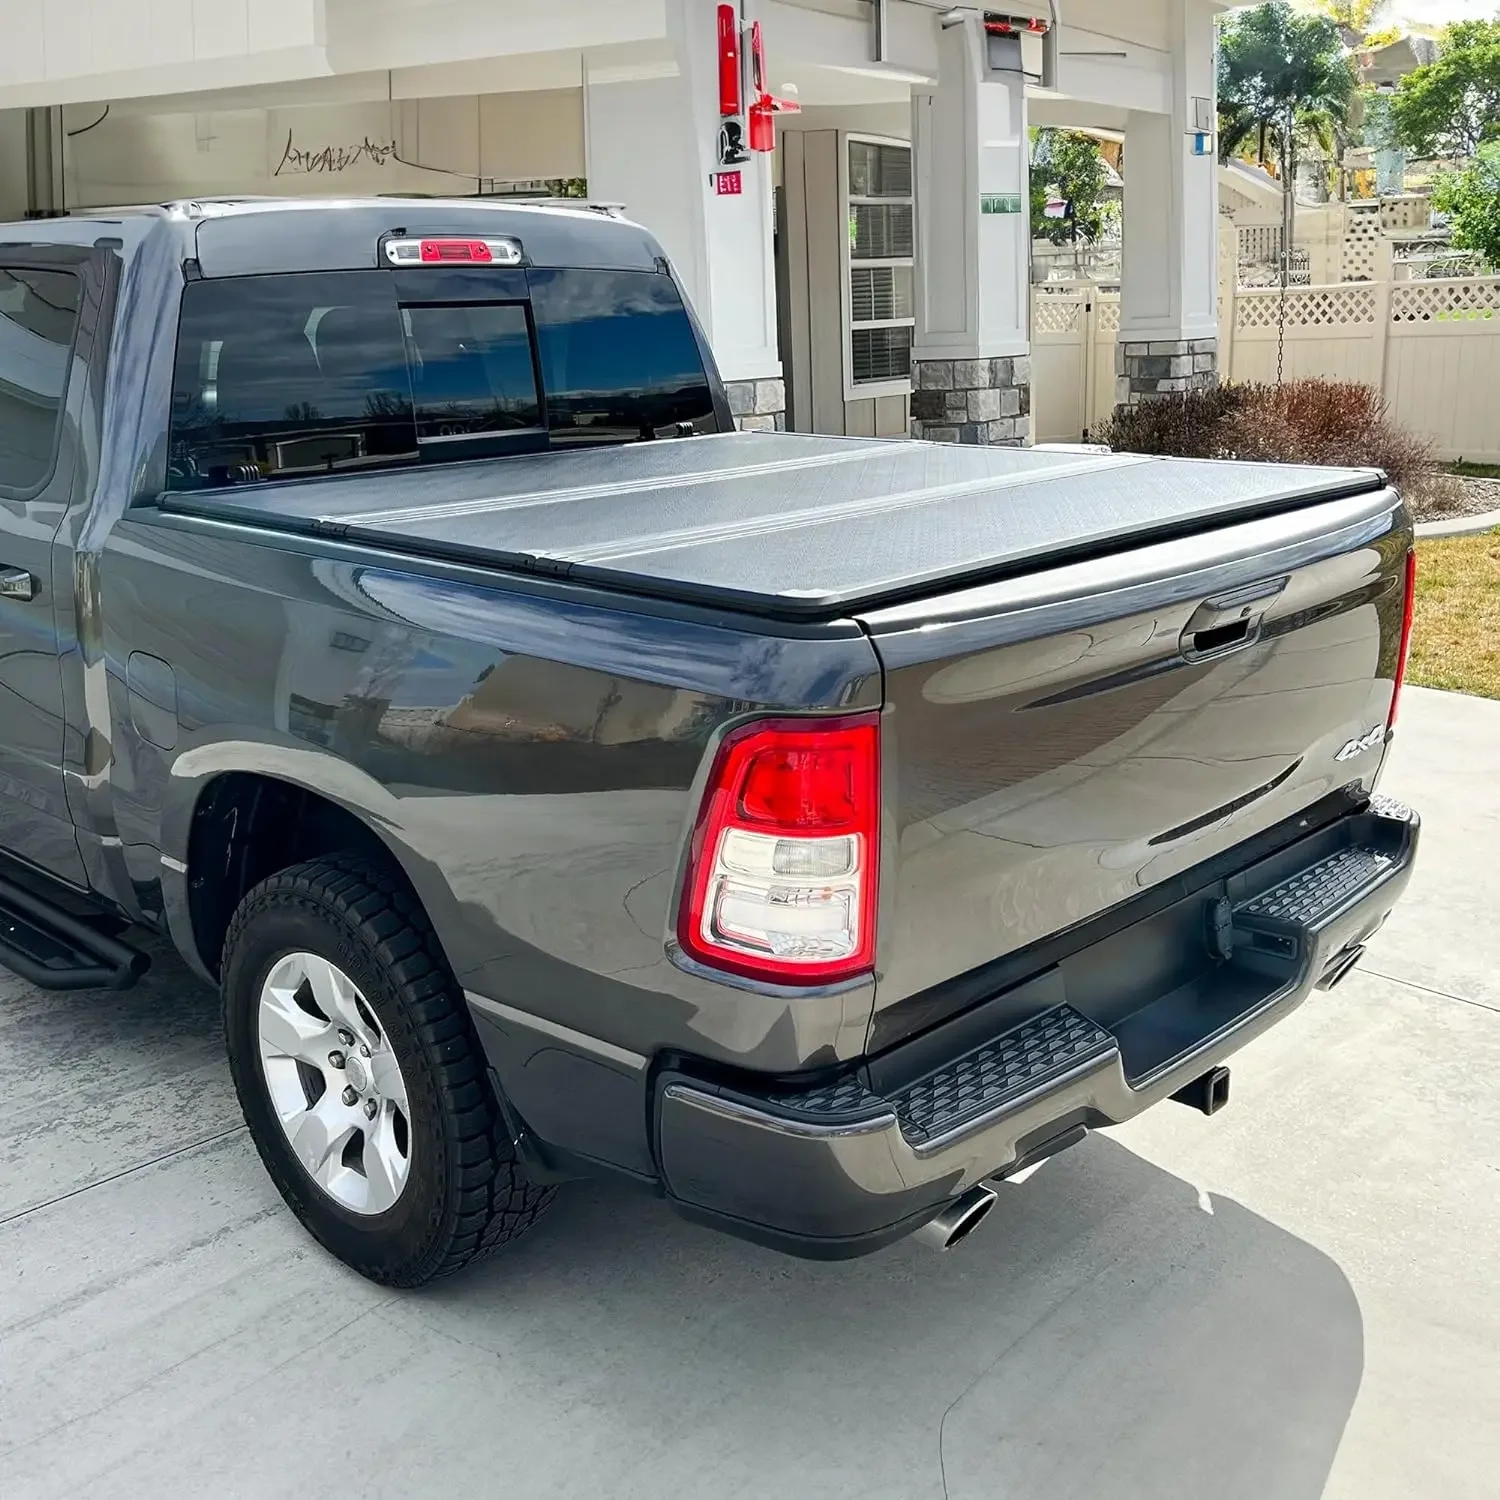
[0, 567, 37, 602]
[1187, 617, 1253, 655]
[1181, 577, 1287, 660]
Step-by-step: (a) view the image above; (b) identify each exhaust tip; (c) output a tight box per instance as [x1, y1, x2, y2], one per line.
[1317, 944, 1366, 991]
[915, 1184, 999, 1252]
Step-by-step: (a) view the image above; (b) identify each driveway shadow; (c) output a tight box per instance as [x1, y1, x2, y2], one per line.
[0, 940, 238, 1221]
[400, 1135, 1363, 1500]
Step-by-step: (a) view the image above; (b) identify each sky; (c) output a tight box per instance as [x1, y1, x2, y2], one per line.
[1394, 0, 1497, 22]
[1287, 0, 1498, 29]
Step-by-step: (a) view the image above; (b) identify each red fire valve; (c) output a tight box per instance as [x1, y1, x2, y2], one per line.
[745, 19, 799, 152]
[717, 4, 741, 118]
[982, 12, 1051, 34]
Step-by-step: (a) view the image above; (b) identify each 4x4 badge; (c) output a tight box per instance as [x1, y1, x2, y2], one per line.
[1335, 725, 1386, 761]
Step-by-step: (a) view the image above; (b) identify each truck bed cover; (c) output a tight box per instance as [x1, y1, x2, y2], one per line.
[158, 432, 1386, 618]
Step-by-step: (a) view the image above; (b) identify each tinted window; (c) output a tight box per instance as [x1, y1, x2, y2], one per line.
[169, 272, 418, 490]
[168, 266, 717, 489]
[0, 267, 80, 493]
[529, 269, 718, 445]
[404, 302, 540, 440]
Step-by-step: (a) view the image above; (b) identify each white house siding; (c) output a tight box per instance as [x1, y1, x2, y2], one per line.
[57, 91, 585, 208]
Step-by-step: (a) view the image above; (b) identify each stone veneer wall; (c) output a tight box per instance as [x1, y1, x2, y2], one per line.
[724, 378, 787, 432]
[909, 357, 1031, 445]
[1115, 338, 1218, 409]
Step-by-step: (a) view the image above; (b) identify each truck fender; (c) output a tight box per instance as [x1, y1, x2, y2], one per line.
[158, 727, 470, 984]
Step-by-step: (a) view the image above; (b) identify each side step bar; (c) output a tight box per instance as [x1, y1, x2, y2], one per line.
[0, 875, 150, 991]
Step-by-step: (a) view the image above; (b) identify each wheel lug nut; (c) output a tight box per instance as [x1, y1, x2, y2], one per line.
[359, 1044, 371, 1058]
[364, 1098, 378, 1120]
[328, 1051, 345, 1069]
[342, 1086, 359, 1106]
[337, 1029, 355, 1047]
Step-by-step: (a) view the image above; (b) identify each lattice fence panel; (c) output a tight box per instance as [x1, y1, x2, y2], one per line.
[1094, 296, 1121, 334]
[1390, 279, 1500, 323]
[1032, 293, 1085, 335]
[1237, 284, 1377, 330]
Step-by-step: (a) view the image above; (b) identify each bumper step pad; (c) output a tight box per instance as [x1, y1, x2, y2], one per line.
[1235, 846, 1394, 927]
[761, 1004, 1117, 1148]
[891, 1005, 1114, 1148]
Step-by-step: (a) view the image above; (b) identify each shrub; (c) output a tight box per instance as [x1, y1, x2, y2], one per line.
[1097, 384, 1242, 460]
[1430, 144, 1500, 272]
[1099, 379, 1436, 495]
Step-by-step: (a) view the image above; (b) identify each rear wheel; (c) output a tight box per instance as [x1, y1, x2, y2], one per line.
[221, 855, 552, 1286]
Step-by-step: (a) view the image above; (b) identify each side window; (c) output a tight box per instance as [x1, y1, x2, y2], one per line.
[168, 272, 418, 490]
[0, 266, 81, 494]
[402, 302, 541, 440]
[528, 268, 719, 445]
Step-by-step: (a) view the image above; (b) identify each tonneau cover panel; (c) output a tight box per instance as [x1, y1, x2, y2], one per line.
[157, 432, 1385, 618]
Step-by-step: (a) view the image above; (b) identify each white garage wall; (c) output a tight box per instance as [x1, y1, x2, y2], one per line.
[61, 92, 584, 207]
[0, 112, 28, 220]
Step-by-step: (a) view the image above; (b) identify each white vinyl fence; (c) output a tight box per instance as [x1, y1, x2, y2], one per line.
[1031, 285, 1119, 442]
[1033, 275, 1500, 461]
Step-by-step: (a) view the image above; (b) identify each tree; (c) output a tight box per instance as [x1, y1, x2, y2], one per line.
[1217, 3, 1356, 174]
[1432, 143, 1500, 269]
[1029, 129, 1114, 247]
[1313, 0, 1381, 43]
[1390, 21, 1500, 159]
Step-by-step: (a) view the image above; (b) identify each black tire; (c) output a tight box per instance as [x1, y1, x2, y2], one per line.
[221, 854, 552, 1287]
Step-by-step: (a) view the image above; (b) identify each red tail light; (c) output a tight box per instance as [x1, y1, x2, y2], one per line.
[1388, 548, 1417, 729]
[679, 716, 880, 985]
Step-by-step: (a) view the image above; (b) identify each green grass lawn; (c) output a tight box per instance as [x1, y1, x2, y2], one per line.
[1408, 530, 1500, 699]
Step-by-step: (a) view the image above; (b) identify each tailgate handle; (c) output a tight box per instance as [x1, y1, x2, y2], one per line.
[1182, 577, 1287, 661]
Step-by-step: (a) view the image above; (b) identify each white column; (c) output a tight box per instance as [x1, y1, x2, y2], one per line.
[1117, 0, 1219, 406]
[583, 1, 782, 428]
[909, 15, 1030, 445]
[912, 17, 1029, 361]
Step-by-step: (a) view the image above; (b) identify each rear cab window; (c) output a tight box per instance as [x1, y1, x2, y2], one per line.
[167, 261, 720, 492]
[529, 269, 725, 446]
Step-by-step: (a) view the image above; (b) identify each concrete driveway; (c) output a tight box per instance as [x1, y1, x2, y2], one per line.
[2, 686, 1496, 1500]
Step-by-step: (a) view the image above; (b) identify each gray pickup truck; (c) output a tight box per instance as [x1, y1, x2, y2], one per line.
[0, 198, 1418, 1285]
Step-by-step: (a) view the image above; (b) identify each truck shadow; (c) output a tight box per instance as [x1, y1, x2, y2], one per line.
[1, 957, 1362, 1497]
[412, 1136, 1363, 1499]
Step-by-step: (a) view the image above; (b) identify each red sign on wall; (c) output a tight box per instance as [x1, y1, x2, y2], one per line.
[715, 171, 743, 196]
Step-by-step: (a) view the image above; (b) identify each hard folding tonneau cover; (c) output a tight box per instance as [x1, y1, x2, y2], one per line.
[159, 432, 1387, 618]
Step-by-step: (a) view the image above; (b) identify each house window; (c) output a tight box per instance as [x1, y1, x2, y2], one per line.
[846, 138, 914, 389]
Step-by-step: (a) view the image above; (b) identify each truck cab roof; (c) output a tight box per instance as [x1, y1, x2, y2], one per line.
[0, 196, 667, 279]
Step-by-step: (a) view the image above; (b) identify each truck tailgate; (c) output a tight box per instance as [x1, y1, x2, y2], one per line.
[856, 480, 1411, 1022]
[156, 431, 1384, 619]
